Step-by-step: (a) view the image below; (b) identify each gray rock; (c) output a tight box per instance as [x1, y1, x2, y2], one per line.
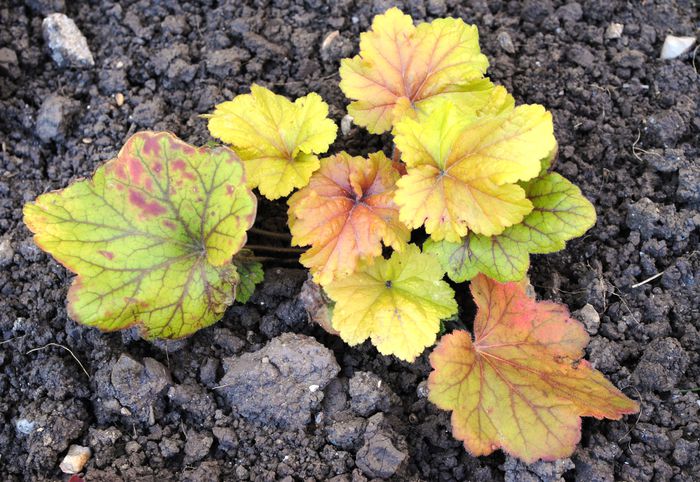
[167, 383, 216, 423]
[0, 238, 14, 268]
[326, 414, 367, 450]
[497, 31, 516, 54]
[349, 371, 399, 417]
[503, 456, 575, 482]
[644, 110, 687, 147]
[0, 47, 19, 78]
[568, 45, 595, 69]
[110, 354, 171, 423]
[130, 97, 165, 127]
[183, 430, 213, 464]
[573, 304, 600, 335]
[643, 148, 687, 173]
[626, 197, 660, 240]
[632, 337, 689, 391]
[42, 13, 94, 68]
[219, 333, 339, 428]
[212, 426, 237, 451]
[35, 94, 81, 143]
[205, 47, 249, 79]
[555, 2, 583, 22]
[355, 413, 407, 479]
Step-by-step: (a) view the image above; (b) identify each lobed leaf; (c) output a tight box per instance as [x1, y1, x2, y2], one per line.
[428, 275, 639, 463]
[394, 100, 556, 241]
[23, 131, 257, 339]
[207, 84, 338, 200]
[232, 250, 264, 303]
[324, 244, 457, 362]
[288, 151, 409, 285]
[424, 173, 596, 282]
[339, 7, 491, 134]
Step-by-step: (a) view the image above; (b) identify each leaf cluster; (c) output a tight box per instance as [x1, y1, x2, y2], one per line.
[23, 7, 636, 464]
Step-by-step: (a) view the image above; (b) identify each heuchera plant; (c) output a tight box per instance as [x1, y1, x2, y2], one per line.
[24, 7, 637, 464]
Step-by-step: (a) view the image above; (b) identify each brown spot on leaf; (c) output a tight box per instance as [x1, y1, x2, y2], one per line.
[163, 219, 177, 230]
[99, 250, 114, 260]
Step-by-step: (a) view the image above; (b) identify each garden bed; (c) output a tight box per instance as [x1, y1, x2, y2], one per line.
[0, 0, 698, 480]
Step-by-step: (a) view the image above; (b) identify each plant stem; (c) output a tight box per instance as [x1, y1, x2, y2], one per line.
[250, 227, 291, 240]
[392, 146, 401, 164]
[245, 244, 305, 254]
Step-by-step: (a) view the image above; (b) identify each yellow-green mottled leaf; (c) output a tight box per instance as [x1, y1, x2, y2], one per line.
[424, 173, 596, 282]
[23, 131, 257, 339]
[324, 244, 457, 361]
[207, 84, 337, 200]
[233, 250, 264, 303]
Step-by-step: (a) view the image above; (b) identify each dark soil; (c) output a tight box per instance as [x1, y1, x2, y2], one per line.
[1, 0, 699, 481]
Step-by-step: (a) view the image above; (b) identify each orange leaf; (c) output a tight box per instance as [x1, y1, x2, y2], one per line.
[288, 151, 409, 285]
[428, 275, 639, 463]
[339, 7, 490, 134]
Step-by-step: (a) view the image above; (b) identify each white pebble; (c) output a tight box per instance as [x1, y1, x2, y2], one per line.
[660, 35, 696, 60]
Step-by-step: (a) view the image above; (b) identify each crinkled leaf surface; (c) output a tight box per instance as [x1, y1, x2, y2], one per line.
[23, 131, 257, 339]
[428, 275, 639, 462]
[232, 250, 264, 303]
[339, 7, 490, 134]
[207, 84, 337, 200]
[394, 100, 556, 241]
[324, 244, 457, 361]
[425, 173, 596, 282]
[288, 151, 409, 285]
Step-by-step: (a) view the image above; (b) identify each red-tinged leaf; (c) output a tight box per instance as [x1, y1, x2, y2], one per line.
[23, 132, 257, 339]
[288, 151, 409, 285]
[428, 275, 639, 463]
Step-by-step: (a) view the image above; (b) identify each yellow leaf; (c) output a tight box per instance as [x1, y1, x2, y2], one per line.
[339, 7, 490, 134]
[207, 84, 337, 200]
[394, 100, 555, 240]
[324, 244, 457, 361]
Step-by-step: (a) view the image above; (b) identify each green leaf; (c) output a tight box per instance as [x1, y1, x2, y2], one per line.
[23, 131, 257, 339]
[233, 250, 264, 303]
[424, 173, 595, 282]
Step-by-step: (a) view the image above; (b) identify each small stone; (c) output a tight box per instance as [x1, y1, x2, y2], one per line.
[326, 416, 367, 450]
[42, 13, 94, 68]
[355, 413, 407, 479]
[416, 380, 429, 399]
[14, 418, 35, 435]
[115, 93, 125, 107]
[35, 94, 81, 143]
[497, 31, 516, 54]
[573, 304, 600, 335]
[110, 354, 171, 423]
[613, 49, 645, 69]
[0, 238, 14, 268]
[183, 430, 213, 464]
[660, 35, 696, 60]
[340, 114, 354, 137]
[555, 3, 583, 23]
[59, 445, 91, 474]
[205, 47, 249, 79]
[605, 23, 624, 39]
[349, 371, 399, 417]
[567, 45, 595, 69]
